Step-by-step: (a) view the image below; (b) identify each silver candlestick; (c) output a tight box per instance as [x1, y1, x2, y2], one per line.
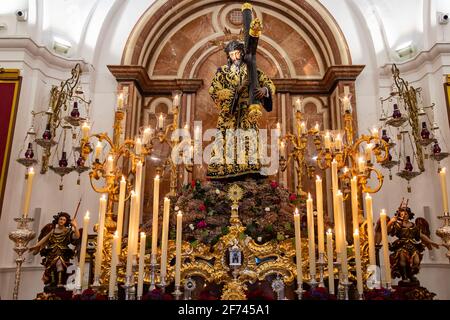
[317, 253, 326, 288]
[271, 275, 286, 300]
[123, 274, 136, 300]
[9, 217, 36, 300]
[149, 254, 157, 291]
[184, 277, 196, 300]
[173, 285, 182, 300]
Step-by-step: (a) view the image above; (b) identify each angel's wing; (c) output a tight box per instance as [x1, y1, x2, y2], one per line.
[415, 217, 431, 237]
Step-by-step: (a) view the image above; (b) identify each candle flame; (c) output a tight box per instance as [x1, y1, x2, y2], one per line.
[316, 175, 321, 181]
[354, 229, 359, 236]
[294, 208, 299, 215]
[380, 209, 386, 216]
[121, 176, 126, 182]
[101, 194, 106, 200]
[140, 232, 146, 238]
[177, 210, 183, 216]
[327, 229, 332, 234]
[308, 193, 312, 200]
[155, 175, 160, 180]
[28, 167, 34, 174]
[442, 167, 447, 174]
[85, 211, 90, 219]
[365, 193, 372, 199]
[114, 231, 119, 238]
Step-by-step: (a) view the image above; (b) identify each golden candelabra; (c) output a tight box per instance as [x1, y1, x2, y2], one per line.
[279, 108, 318, 196]
[80, 91, 185, 289]
[314, 98, 390, 194]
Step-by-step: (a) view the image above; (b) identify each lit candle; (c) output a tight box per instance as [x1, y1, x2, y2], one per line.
[316, 176, 325, 254]
[117, 93, 124, 109]
[307, 193, 316, 279]
[335, 134, 343, 152]
[353, 230, 363, 297]
[175, 211, 183, 287]
[106, 155, 114, 175]
[365, 143, 373, 162]
[173, 94, 180, 107]
[371, 127, 379, 139]
[331, 159, 339, 252]
[151, 175, 160, 262]
[295, 98, 303, 113]
[137, 232, 146, 299]
[300, 122, 307, 135]
[78, 211, 90, 290]
[342, 96, 352, 113]
[439, 168, 449, 214]
[108, 231, 119, 299]
[351, 176, 359, 233]
[331, 159, 338, 193]
[81, 122, 90, 139]
[143, 127, 152, 144]
[276, 122, 281, 137]
[365, 194, 376, 265]
[22, 167, 35, 218]
[294, 209, 303, 290]
[94, 195, 107, 282]
[314, 122, 320, 133]
[324, 132, 331, 150]
[158, 114, 164, 130]
[160, 197, 171, 283]
[95, 141, 102, 160]
[280, 141, 286, 157]
[126, 191, 137, 279]
[135, 161, 143, 200]
[194, 126, 201, 141]
[116, 176, 126, 255]
[380, 209, 392, 287]
[337, 191, 347, 277]
[326, 229, 335, 295]
[358, 156, 366, 173]
[135, 138, 142, 155]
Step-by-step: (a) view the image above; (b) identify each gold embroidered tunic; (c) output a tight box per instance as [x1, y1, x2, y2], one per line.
[207, 63, 275, 180]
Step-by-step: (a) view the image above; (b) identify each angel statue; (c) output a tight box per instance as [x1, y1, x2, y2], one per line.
[29, 212, 80, 289]
[378, 200, 440, 286]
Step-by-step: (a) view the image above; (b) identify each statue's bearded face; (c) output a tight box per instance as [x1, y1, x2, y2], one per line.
[228, 50, 242, 63]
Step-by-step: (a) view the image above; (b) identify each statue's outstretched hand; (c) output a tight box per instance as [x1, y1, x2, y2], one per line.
[254, 87, 267, 99]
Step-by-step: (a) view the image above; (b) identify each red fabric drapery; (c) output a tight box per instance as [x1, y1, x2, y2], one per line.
[0, 70, 21, 216]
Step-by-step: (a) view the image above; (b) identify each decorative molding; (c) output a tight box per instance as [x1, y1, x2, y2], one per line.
[107, 65, 204, 95]
[379, 43, 450, 77]
[273, 65, 365, 94]
[0, 37, 90, 71]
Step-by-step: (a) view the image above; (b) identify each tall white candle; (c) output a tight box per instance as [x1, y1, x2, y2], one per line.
[22, 167, 35, 218]
[106, 155, 114, 175]
[126, 191, 137, 279]
[151, 175, 160, 262]
[134, 161, 143, 254]
[326, 230, 335, 295]
[78, 211, 90, 290]
[175, 211, 183, 287]
[294, 208, 303, 290]
[337, 191, 347, 277]
[135, 138, 142, 155]
[324, 132, 331, 150]
[137, 232, 146, 299]
[143, 127, 152, 144]
[95, 141, 102, 160]
[81, 122, 90, 139]
[116, 176, 126, 255]
[351, 176, 359, 233]
[365, 194, 376, 265]
[158, 114, 164, 130]
[380, 210, 391, 287]
[440, 168, 449, 214]
[94, 195, 107, 281]
[108, 231, 119, 299]
[316, 176, 325, 254]
[353, 230, 363, 297]
[160, 197, 171, 283]
[307, 194, 316, 278]
[358, 156, 366, 173]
